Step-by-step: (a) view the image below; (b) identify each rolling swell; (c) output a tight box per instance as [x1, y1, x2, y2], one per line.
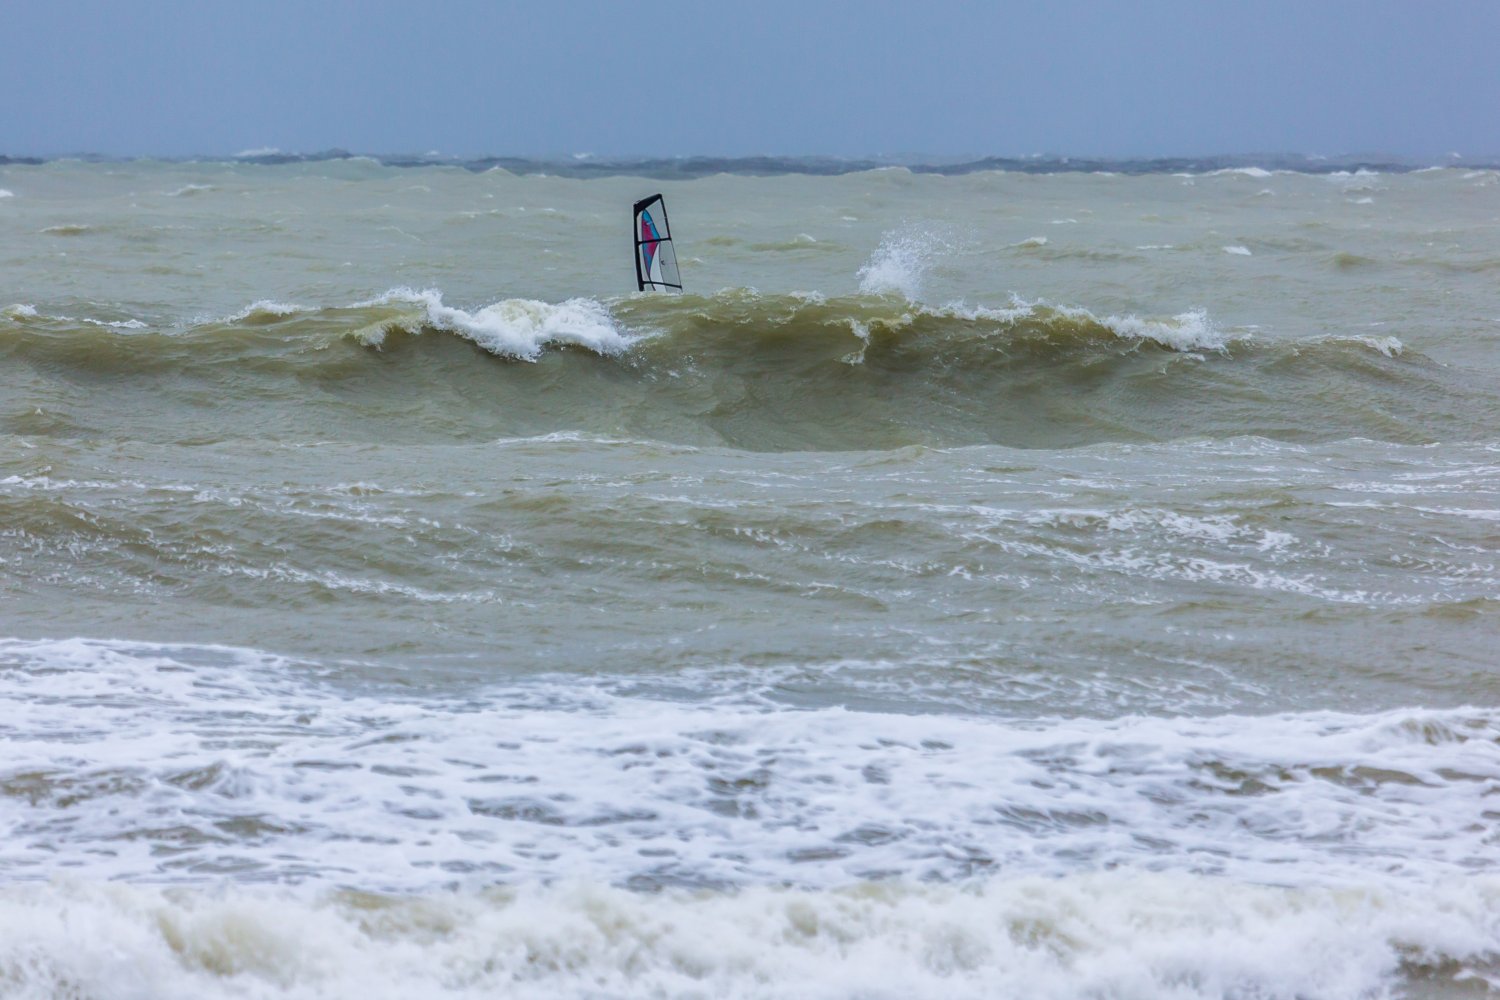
[1, 291, 1480, 450]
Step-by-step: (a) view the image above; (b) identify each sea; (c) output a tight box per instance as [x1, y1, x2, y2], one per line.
[1, 153, 1498, 999]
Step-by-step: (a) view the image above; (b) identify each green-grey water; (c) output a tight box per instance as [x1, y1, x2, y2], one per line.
[1, 159, 1498, 999]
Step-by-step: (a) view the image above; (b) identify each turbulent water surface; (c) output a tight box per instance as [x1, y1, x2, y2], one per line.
[2, 158, 1499, 999]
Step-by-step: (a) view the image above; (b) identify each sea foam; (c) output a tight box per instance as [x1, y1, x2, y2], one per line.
[0, 874, 1494, 1000]
[2, 637, 1496, 891]
[357, 288, 632, 360]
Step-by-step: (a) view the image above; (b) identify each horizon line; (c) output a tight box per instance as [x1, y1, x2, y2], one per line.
[4, 150, 1497, 179]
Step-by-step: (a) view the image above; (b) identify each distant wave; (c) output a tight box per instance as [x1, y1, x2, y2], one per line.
[4, 150, 1499, 178]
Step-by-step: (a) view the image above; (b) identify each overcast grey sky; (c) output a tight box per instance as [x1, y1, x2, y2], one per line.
[4, 0, 1498, 158]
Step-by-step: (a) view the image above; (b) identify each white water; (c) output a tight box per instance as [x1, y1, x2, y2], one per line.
[1, 874, 1496, 999]
[356, 287, 631, 359]
[2, 637, 1497, 894]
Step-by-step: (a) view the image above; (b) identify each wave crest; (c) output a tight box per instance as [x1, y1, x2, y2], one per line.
[356, 288, 632, 361]
[0, 288, 1454, 450]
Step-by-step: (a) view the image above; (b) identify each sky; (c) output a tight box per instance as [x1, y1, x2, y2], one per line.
[3, 0, 1498, 159]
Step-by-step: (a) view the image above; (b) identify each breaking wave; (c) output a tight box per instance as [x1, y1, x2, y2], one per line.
[0, 288, 1475, 450]
[0, 634, 1497, 997]
[356, 287, 633, 360]
[0, 875, 1494, 999]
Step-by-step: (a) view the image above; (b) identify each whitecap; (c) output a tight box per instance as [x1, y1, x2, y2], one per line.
[220, 299, 309, 322]
[358, 287, 632, 360]
[1209, 166, 1274, 178]
[1095, 308, 1231, 351]
[1347, 335, 1404, 357]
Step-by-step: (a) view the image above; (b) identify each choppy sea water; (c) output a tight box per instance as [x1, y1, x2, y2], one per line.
[1, 158, 1499, 998]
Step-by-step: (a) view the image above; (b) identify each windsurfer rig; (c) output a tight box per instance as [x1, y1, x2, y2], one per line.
[633, 194, 682, 292]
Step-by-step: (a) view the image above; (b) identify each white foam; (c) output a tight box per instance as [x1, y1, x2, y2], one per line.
[1208, 166, 1274, 178]
[0, 189, 13, 199]
[233, 147, 281, 158]
[358, 288, 632, 361]
[955, 299, 1232, 353]
[1025, 505, 1290, 549]
[1096, 308, 1231, 351]
[219, 299, 308, 323]
[1, 638, 1497, 893]
[0, 304, 145, 329]
[856, 228, 952, 300]
[1223, 245, 1253, 256]
[1012, 235, 1048, 248]
[1348, 335, 1404, 357]
[165, 183, 215, 197]
[0, 874, 1494, 1000]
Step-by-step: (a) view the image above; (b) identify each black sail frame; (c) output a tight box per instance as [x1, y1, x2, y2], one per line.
[633, 194, 683, 292]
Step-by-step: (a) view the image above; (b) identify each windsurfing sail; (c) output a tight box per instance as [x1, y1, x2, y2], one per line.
[633, 194, 682, 292]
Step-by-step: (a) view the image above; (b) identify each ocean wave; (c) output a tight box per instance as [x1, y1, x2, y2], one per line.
[217, 299, 310, 323]
[0, 634, 1498, 995]
[1207, 166, 1276, 178]
[356, 287, 633, 360]
[7, 151, 1494, 178]
[1068, 305, 1228, 351]
[1342, 334, 1404, 357]
[2, 637, 1498, 891]
[616, 289, 1238, 355]
[0, 288, 1463, 450]
[0, 874, 1494, 999]
[1324, 169, 1386, 193]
